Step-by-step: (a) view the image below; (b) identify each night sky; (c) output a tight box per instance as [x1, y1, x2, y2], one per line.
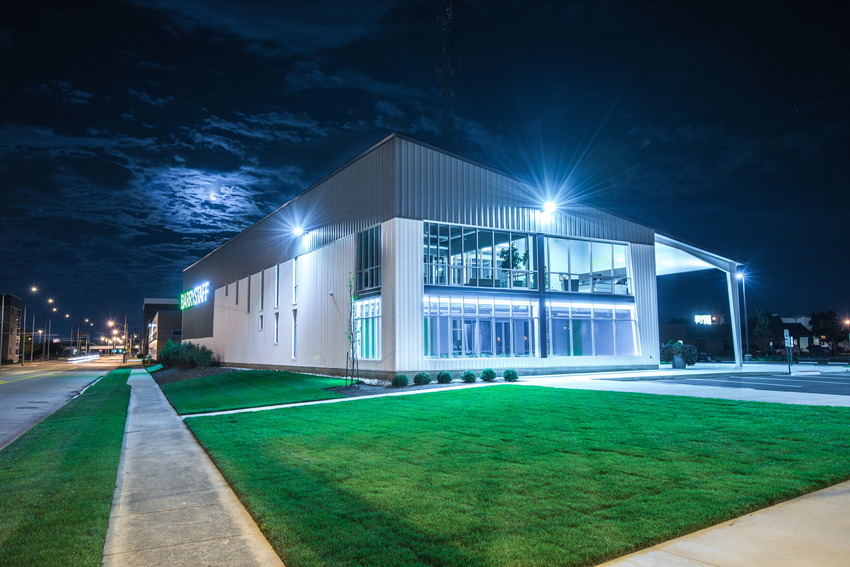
[2, 0, 847, 335]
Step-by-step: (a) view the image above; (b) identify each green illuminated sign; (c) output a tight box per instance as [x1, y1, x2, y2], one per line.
[181, 282, 210, 310]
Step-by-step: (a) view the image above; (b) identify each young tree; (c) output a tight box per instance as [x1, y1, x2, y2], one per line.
[810, 310, 843, 350]
[344, 273, 359, 387]
[753, 310, 781, 354]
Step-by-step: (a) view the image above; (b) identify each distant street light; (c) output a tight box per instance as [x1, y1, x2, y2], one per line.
[1, 286, 37, 369]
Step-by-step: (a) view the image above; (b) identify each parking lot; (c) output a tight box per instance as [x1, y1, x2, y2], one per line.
[654, 371, 850, 397]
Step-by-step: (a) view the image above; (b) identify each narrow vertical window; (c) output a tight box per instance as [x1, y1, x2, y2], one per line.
[275, 264, 280, 308]
[225, 284, 229, 297]
[292, 309, 297, 358]
[274, 312, 280, 344]
[356, 226, 382, 291]
[247, 277, 251, 313]
[260, 271, 265, 310]
[293, 257, 298, 304]
[258, 314, 264, 331]
[235, 281, 239, 305]
[355, 298, 382, 360]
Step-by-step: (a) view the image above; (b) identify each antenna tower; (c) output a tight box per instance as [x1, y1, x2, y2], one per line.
[437, 0, 457, 149]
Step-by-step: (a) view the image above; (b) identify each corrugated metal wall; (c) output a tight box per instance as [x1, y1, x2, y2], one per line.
[184, 133, 656, 340]
[631, 243, 660, 363]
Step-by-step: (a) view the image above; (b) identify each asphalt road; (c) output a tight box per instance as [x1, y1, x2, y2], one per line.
[654, 371, 850, 397]
[0, 356, 125, 451]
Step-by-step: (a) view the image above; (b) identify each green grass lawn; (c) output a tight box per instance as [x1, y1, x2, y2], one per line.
[187, 385, 850, 567]
[0, 367, 131, 567]
[160, 369, 348, 414]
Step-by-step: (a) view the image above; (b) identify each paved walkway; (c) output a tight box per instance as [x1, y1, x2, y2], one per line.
[102, 369, 282, 566]
[597, 480, 850, 567]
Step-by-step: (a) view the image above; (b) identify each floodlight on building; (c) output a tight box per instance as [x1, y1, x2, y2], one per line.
[543, 201, 556, 214]
[293, 227, 304, 236]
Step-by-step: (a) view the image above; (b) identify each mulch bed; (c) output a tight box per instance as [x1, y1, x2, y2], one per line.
[150, 366, 247, 386]
[150, 365, 499, 397]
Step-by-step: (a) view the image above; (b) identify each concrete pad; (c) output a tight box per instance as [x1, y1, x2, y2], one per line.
[103, 373, 283, 567]
[598, 480, 850, 567]
[103, 502, 252, 553]
[600, 550, 715, 567]
[102, 534, 283, 567]
[114, 486, 225, 516]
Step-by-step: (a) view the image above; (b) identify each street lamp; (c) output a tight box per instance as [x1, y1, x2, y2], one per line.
[845, 320, 850, 353]
[19, 287, 38, 366]
[0, 286, 37, 367]
[737, 273, 749, 358]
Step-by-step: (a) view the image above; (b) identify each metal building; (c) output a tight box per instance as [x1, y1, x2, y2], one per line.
[182, 133, 744, 378]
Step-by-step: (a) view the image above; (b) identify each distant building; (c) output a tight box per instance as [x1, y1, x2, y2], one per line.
[149, 310, 182, 359]
[182, 133, 746, 378]
[142, 298, 180, 358]
[1, 294, 22, 363]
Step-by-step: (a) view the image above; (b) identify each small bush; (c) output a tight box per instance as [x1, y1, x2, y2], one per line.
[462, 370, 476, 383]
[480, 368, 497, 382]
[436, 371, 453, 384]
[503, 368, 518, 382]
[158, 340, 216, 368]
[392, 374, 409, 387]
[413, 372, 431, 385]
[659, 341, 698, 367]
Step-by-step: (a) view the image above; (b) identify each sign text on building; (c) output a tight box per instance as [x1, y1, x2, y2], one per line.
[181, 282, 210, 310]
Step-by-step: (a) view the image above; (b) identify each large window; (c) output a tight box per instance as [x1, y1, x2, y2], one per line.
[424, 295, 539, 358]
[355, 297, 381, 360]
[546, 302, 638, 357]
[356, 226, 381, 292]
[423, 222, 537, 290]
[545, 237, 631, 295]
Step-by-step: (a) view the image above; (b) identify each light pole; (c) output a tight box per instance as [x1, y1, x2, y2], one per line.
[845, 320, 850, 354]
[737, 273, 749, 358]
[20, 287, 38, 366]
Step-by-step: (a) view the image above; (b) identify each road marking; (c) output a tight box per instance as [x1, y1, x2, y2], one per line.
[0, 371, 59, 385]
[671, 380, 803, 388]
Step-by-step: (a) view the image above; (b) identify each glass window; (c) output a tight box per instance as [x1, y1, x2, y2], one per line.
[356, 226, 381, 292]
[615, 321, 637, 356]
[260, 271, 265, 311]
[355, 298, 381, 360]
[547, 301, 639, 357]
[478, 230, 493, 285]
[424, 295, 540, 359]
[494, 231, 511, 288]
[450, 225, 463, 285]
[570, 240, 591, 292]
[274, 312, 279, 344]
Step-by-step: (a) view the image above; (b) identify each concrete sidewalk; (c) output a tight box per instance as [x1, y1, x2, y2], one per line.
[597, 480, 850, 567]
[102, 369, 282, 566]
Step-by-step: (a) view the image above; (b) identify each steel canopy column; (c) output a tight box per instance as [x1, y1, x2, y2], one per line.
[727, 268, 743, 368]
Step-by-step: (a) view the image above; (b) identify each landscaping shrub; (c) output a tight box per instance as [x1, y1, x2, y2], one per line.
[413, 372, 431, 385]
[503, 368, 518, 382]
[480, 368, 497, 382]
[659, 341, 698, 366]
[392, 374, 409, 387]
[436, 371, 453, 384]
[159, 340, 216, 368]
[462, 370, 476, 383]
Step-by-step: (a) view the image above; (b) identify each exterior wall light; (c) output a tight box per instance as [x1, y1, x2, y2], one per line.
[541, 201, 556, 224]
[293, 227, 304, 236]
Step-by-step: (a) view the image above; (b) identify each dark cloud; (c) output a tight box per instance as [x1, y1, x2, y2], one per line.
[1, 0, 848, 327]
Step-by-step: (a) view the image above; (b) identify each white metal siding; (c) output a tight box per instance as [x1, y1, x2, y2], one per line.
[631, 243, 660, 365]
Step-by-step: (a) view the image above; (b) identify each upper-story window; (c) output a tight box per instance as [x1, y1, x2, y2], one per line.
[423, 222, 537, 290]
[545, 237, 631, 295]
[356, 226, 381, 292]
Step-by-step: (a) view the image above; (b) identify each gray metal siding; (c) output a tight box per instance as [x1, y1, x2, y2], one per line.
[394, 137, 654, 243]
[183, 133, 655, 339]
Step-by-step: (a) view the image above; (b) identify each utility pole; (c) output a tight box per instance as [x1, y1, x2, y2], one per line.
[122, 315, 128, 363]
[436, 0, 458, 149]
